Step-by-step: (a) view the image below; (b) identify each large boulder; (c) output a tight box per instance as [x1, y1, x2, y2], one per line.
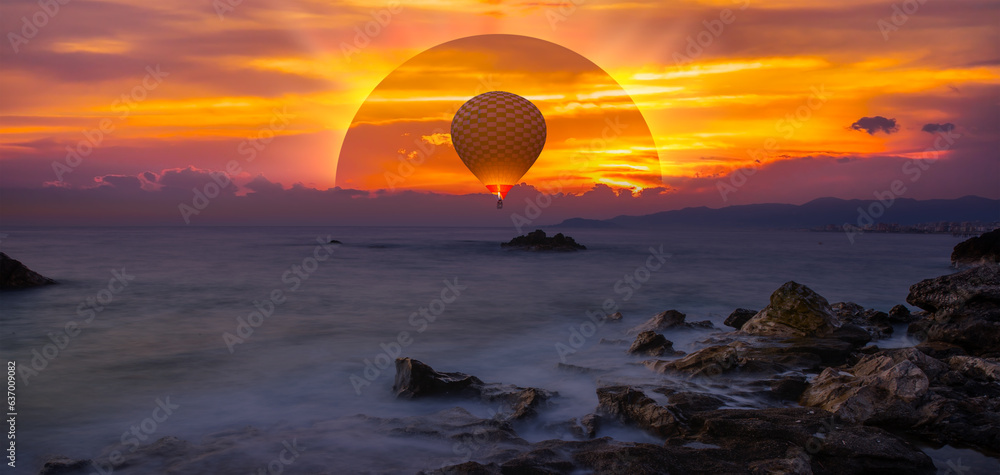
[800, 348, 1000, 452]
[393, 358, 555, 420]
[801, 360, 928, 425]
[501, 229, 586, 251]
[906, 264, 1000, 357]
[906, 263, 1000, 313]
[951, 228, 1000, 267]
[740, 282, 840, 337]
[0, 252, 55, 289]
[800, 348, 951, 425]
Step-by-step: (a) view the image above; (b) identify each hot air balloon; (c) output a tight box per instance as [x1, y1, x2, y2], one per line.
[451, 91, 547, 209]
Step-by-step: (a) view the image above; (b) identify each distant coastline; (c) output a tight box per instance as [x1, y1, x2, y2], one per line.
[552, 195, 1000, 231]
[810, 221, 999, 237]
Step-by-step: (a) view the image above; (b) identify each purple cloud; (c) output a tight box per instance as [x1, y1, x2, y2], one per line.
[850, 116, 899, 135]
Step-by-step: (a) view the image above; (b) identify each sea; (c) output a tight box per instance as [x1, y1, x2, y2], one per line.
[0, 226, 996, 474]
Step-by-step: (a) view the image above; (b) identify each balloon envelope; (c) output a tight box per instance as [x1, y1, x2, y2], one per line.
[450, 91, 546, 200]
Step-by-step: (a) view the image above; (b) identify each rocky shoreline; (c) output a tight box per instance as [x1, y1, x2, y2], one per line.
[38, 237, 1000, 474]
[408, 264, 999, 474]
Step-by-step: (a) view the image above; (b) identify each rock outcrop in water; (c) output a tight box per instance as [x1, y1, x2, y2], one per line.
[906, 264, 1000, 357]
[627, 309, 714, 335]
[723, 308, 756, 329]
[393, 357, 484, 399]
[951, 228, 1000, 267]
[393, 357, 555, 420]
[626, 331, 682, 357]
[501, 229, 586, 251]
[0, 252, 55, 289]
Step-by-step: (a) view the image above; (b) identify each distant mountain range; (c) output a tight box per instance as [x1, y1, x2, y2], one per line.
[552, 196, 1000, 229]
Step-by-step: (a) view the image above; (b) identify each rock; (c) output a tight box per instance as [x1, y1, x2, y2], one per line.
[596, 386, 685, 438]
[494, 443, 581, 474]
[906, 264, 1000, 357]
[393, 357, 485, 399]
[830, 302, 893, 340]
[555, 362, 610, 375]
[645, 342, 748, 377]
[800, 347, 1000, 452]
[829, 323, 874, 347]
[579, 414, 599, 439]
[830, 302, 865, 323]
[505, 387, 550, 420]
[393, 358, 555, 420]
[598, 338, 629, 346]
[914, 341, 967, 359]
[567, 412, 932, 474]
[769, 375, 808, 401]
[665, 392, 725, 413]
[951, 228, 1000, 267]
[544, 415, 602, 440]
[723, 308, 757, 329]
[800, 354, 930, 425]
[632, 309, 685, 331]
[906, 264, 1000, 313]
[855, 347, 949, 380]
[0, 252, 55, 289]
[945, 355, 1000, 382]
[915, 394, 1000, 454]
[740, 282, 840, 337]
[64, 436, 198, 474]
[606, 311, 623, 321]
[574, 441, 743, 474]
[501, 229, 585, 251]
[811, 424, 935, 474]
[38, 457, 91, 475]
[627, 310, 714, 335]
[647, 336, 859, 378]
[888, 304, 918, 323]
[746, 446, 813, 475]
[627, 331, 682, 357]
[425, 461, 501, 475]
[683, 407, 934, 474]
[773, 338, 858, 367]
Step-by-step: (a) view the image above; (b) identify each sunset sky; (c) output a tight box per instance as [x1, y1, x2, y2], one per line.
[0, 0, 997, 225]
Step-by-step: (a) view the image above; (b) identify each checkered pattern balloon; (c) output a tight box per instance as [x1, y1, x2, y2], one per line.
[451, 91, 546, 199]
